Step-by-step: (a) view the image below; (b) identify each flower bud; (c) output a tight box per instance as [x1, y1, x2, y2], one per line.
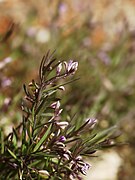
[38, 170, 50, 179]
[67, 60, 78, 74]
[64, 60, 78, 74]
[50, 101, 60, 110]
[58, 86, 65, 91]
[56, 121, 69, 129]
[57, 62, 62, 75]
[87, 118, 97, 128]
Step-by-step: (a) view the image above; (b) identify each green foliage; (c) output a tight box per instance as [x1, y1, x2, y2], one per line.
[0, 51, 119, 179]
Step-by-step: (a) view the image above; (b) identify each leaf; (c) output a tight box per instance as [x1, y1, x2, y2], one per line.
[40, 113, 54, 117]
[7, 148, 18, 160]
[0, 129, 4, 154]
[87, 126, 117, 146]
[12, 128, 18, 148]
[21, 117, 27, 152]
[28, 160, 42, 168]
[33, 124, 52, 152]
[35, 101, 47, 118]
[39, 50, 56, 82]
[42, 89, 57, 98]
[26, 120, 32, 140]
[42, 78, 79, 92]
[68, 119, 90, 137]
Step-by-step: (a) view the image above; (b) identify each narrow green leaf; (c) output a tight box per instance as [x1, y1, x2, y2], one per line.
[42, 78, 79, 94]
[21, 117, 27, 152]
[12, 128, 18, 148]
[40, 113, 54, 117]
[87, 126, 117, 146]
[42, 90, 57, 100]
[35, 98, 47, 115]
[27, 120, 32, 140]
[28, 160, 41, 167]
[33, 124, 52, 152]
[31, 105, 35, 125]
[0, 129, 4, 154]
[7, 148, 18, 160]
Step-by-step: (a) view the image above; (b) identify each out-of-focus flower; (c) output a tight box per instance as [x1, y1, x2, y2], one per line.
[26, 27, 37, 37]
[1, 97, 11, 112]
[1, 77, 12, 88]
[36, 28, 50, 43]
[59, 2, 67, 14]
[0, 57, 12, 69]
[98, 51, 111, 65]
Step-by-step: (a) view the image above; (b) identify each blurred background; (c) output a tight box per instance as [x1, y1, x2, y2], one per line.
[0, 0, 135, 179]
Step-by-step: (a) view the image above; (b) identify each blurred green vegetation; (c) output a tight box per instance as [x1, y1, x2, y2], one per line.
[0, 0, 135, 179]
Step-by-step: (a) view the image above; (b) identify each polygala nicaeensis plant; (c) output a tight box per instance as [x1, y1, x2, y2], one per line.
[0, 51, 119, 180]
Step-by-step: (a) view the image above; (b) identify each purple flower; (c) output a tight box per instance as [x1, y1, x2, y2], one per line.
[1, 77, 12, 88]
[71, 158, 91, 177]
[26, 27, 37, 37]
[64, 60, 78, 74]
[0, 57, 12, 69]
[59, 3, 67, 14]
[59, 136, 66, 142]
[86, 118, 97, 128]
[80, 162, 91, 175]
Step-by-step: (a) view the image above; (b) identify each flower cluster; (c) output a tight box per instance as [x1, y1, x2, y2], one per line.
[70, 156, 91, 179]
[56, 60, 78, 76]
[0, 51, 119, 180]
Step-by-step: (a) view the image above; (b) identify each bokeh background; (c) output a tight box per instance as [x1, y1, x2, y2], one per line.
[0, 0, 135, 179]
